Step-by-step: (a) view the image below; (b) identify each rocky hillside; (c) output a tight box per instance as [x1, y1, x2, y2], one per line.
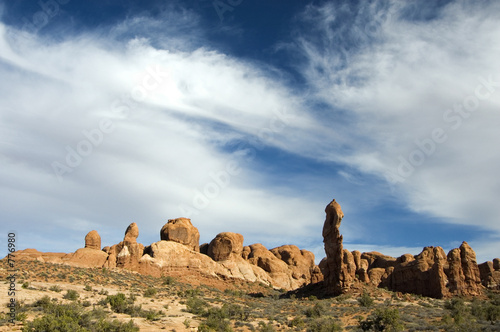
[13, 199, 500, 299]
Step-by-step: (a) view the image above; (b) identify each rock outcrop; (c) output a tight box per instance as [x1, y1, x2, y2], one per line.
[160, 218, 200, 252]
[270, 245, 324, 286]
[391, 246, 449, 298]
[494, 258, 500, 271]
[322, 198, 351, 295]
[104, 222, 145, 270]
[8, 197, 495, 298]
[319, 199, 485, 298]
[84, 230, 101, 250]
[478, 258, 500, 290]
[458, 242, 482, 295]
[208, 232, 244, 261]
[66, 248, 108, 268]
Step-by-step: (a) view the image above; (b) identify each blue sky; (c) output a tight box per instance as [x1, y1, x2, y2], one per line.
[1, 0, 499, 263]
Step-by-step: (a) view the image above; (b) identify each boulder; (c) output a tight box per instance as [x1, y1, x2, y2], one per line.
[478, 261, 494, 282]
[270, 245, 322, 287]
[84, 230, 101, 250]
[246, 243, 288, 274]
[494, 258, 500, 271]
[208, 232, 244, 261]
[160, 218, 200, 252]
[199, 243, 209, 255]
[242, 246, 251, 260]
[361, 252, 397, 269]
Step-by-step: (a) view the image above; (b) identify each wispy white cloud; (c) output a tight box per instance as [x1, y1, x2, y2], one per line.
[0, 12, 325, 254]
[294, 0, 500, 260]
[2, 1, 499, 265]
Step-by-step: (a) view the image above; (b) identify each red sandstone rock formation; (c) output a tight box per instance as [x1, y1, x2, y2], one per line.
[104, 222, 144, 270]
[84, 230, 101, 250]
[160, 218, 200, 252]
[8, 198, 495, 297]
[322, 198, 351, 295]
[390, 246, 449, 298]
[270, 245, 323, 286]
[208, 232, 244, 261]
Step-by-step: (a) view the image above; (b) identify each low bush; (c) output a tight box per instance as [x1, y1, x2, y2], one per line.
[358, 308, 404, 331]
[63, 289, 80, 301]
[186, 296, 209, 315]
[304, 302, 326, 318]
[306, 317, 342, 332]
[358, 292, 374, 308]
[143, 287, 157, 297]
[49, 285, 62, 292]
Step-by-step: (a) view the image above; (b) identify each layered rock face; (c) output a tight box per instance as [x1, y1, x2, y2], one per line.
[322, 198, 350, 295]
[160, 218, 200, 252]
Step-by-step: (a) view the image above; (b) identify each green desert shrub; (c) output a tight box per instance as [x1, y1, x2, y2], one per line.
[304, 302, 326, 318]
[289, 316, 305, 328]
[358, 308, 404, 331]
[198, 308, 233, 332]
[49, 285, 62, 292]
[358, 292, 375, 308]
[257, 321, 276, 332]
[63, 289, 80, 301]
[306, 317, 342, 332]
[163, 276, 176, 285]
[186, 296, 209, 315]
[104, 293, 130, 313]
[143, 287, 157, 297]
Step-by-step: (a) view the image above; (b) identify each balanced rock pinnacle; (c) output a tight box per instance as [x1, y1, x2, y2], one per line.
[322, 198, 352, 294]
